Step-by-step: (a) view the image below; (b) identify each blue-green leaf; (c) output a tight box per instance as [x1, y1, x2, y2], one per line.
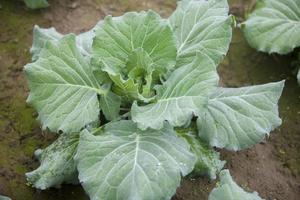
[31, 25, 95, 61]
[169, 0, 232, 67]
[0, 195, 11, 200]
[75, 120, 196, 200]
[26, 132, 79, 189]
[31, 25, 63, 61]
[25, 35, 106, 133]
[92, 11, 177, 101]
[209, 170, 263, 200]
[242, 0, 300, 54]
[198, 81, 284, 151]
[99, 89, 122, 121]
[132, 54, 219, 130]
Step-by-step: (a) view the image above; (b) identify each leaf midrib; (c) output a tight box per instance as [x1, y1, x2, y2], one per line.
[32, 82, 106, 95]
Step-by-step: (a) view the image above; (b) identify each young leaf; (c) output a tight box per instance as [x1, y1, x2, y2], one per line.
[198, 81, 285, 151]
[31, 25, 95, 61]
[110, 74, 141, 100]
[109, 49, 157, 101]
[26, 132, 79, 189]
[92, 11, 177, 100]
[177, 129, 225, 179]
[169, 0, 232, 67]
[23, 0, 49, 9]
[25, 35, 107, 133]
[242, 0, 300, 54]
[99, 90, 122, 121]
[209, 170, 263, 200]
[75, 121, 196, 200]
[132, 54, 219, 130]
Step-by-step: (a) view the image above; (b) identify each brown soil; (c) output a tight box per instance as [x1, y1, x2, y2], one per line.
[0, 0, 299, 200]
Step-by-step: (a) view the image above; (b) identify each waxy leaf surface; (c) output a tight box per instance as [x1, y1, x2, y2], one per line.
[132, 54, 219, 130]
[92, 11, 177, 100]
[26, 132, 79, 189]
[242, 0, 300, 54]
[169, 0, 232, 67]
[75, 121, 196, 200]
[198, 81, 284, 151]
[25, 35, 105, 133]
[31, 25, 95, 61]
[209, 170, 263, 200]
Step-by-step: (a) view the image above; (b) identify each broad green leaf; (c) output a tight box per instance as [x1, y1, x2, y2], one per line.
[242, 0, 300, 54]
[23, 0, 49, 9]
[198, 81, 285, 151]
[209, 170, 263, 200]
[169, 0, 232, 67]
[26, 132, 79, 189]
[177, 129, 225, 179]
[132, 54, 219, 130]
[25, 35, 106, 133]
[75, 120, 196, 200]
[92, 11, 177, 100]
[31, 25, 95, 61]
[92, 10, 176, 74]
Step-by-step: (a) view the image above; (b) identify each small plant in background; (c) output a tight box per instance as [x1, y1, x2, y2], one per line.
[0, 195, 11, 200]
[23, 0, 49, 9]
[24, 0, 284, 199]
[242, 0, 300, 85]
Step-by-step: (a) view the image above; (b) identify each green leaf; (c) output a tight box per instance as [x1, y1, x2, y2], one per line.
[26, 132, 79, 189]
[209, 170, 263, 200]
[23, 0, 49, 9]
[31, 25, 95, 61]
[110, 74, 140, 100]
[92, 11, 177, 100]
[75, 29, 96, 59]
[169, 0, 232, 67]
[0, 195, 11, 200]
[75, 120, 196, 200]
[242, 0, 300, 54]
[177, 129, 225, 179]
[132, 54, 219, 130]
[126, 48, 156, 99]
[31, 25, 63, 61]
[99, 89, 122, 121]
[198, 81, 285, 151]
[25, 35, 106, 133]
